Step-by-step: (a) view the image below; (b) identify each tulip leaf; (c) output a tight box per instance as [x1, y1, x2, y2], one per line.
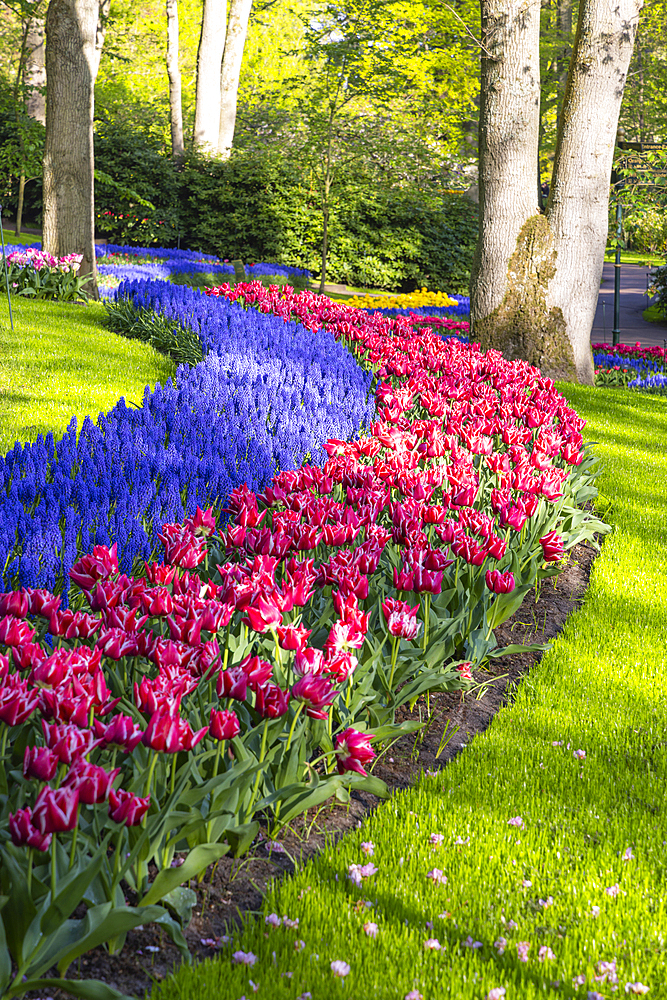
[152, 908, 191, 961]
[368, 720, 424, 741]
[18, 976, 138, 1000]
[139, 843, 229, 907]
[487, 641, 549, 658]
[0, 846, 37, 965]
[161, 886, 197, 926]
[40, 854, 105, 937]
[0, 906, 12, 993]
[51, 904, 165, 977]
[346, 772, 389, 799]
[225, 821, 260, 858]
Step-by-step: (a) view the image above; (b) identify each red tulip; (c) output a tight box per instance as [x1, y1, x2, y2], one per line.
[63, 759, 120, 804]
[49, 609, 101, 640]
[96, 628, 140, 660]
[186, 506, 217, 537]
[382, 598, 420, 639]
[485, 570, 516, 594]
[70, 543, 119, 591]
[0, 682, 39, 726]
[143, 706, 208, 752]
[324, 650, 358, 683]
[9, 807, 52, 851]
[292, 675, 337, 719]
[13, 642, 47, 671]
[334, 728, 375, 776]
[0, 590, 30, 617]
[239, 654, 274, 691]
[108, 787, 150, 826]
[294, 646, 325, 677]
[23, 745, 59, 781]
[94, 713, 145, 752]
[209, 708, 241, 740]
[540, 530, 564, 562]
[41, 721, 100, 763]
[255, 683, 290, 719]
[26, 588, 62, 617]
[243, 593, 283, 633]
[32, 785, 79, 834]
[457, 661, 474, 682]
[144, 562, 177, 586]
[0, 616, 36, 647]
[216, 665, 248, 701]
[276, 624, 311, 651]
[485, 535, 507, 561]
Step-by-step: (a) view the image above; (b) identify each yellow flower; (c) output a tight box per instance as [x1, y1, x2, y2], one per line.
[345, 289, 459, 311]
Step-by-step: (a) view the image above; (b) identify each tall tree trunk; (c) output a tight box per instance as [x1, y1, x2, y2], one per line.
[217, 0, 252, 159]
[16, 173, 26, 236]
[25, 15, 46, 124]
[544, 0, 643, 381]
[166, 0, 185, 162]
[470, 0, 541, 328]
[43, 0, 101, 299]
[194, 0, 226, 151]
[471, 0, 642, 385]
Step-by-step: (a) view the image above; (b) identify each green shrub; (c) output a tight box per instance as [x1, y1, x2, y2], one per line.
[626, 206, 667, 254]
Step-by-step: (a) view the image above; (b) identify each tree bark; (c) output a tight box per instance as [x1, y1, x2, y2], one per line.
[25, 16, 46, 125]
[217, 0, 253, 159]
[166, 0, 185, 162]
[43, 0, 101, 299]
[471, 0, 643, 385]
[194, 0, 226, 152]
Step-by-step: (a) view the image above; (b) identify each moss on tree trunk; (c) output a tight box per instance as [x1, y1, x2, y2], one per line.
[476, 214, 577, 382]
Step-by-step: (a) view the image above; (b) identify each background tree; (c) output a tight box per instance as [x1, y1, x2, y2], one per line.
[165, 0, 185, 160]
[194, 0, 226, 150]
[471, 0, 643, 385]
[42, 0, 109, 298]
[217, 0, 252, 158]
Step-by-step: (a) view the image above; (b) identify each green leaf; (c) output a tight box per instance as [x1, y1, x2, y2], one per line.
[161, 886, 197, 926]
[139, 843, 229, 907]
[487, 641, 549, 658]
[40, 854, 105, 937]
[0, 902, 12, 993]
[17, 976, 138, 1000]
[225, 822, 260, 858]
[51, 905, 165, 978]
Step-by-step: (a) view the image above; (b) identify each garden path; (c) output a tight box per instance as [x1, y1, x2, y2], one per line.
[592, 261, 666, 346]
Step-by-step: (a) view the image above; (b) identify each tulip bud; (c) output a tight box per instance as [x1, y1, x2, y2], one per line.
[32, 785, 80, 834]
[210, 708, 241, 741]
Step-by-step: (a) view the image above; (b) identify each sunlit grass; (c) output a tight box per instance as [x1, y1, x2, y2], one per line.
[0, 297, 175, 454]
[152, 386, 667, 1000]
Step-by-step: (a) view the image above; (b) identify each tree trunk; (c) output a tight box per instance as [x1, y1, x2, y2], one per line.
[544, 0, 643, 381]
[16, 173, 26, 236]
[217, 0, 252, 159]
[194, 0, 226, 152]
[43, 0, 101, 300]
[166, 0, 185, 162]
[471, 0, 643, 385]
[25, 16, 46, 125]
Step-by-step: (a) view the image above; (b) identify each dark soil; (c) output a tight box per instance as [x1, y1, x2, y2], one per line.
[61, 541, 598, 999]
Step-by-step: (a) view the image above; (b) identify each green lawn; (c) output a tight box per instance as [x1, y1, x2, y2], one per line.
[604, 249, 665, 267]
[153, 386, 667, 1000]
[0, 297, 175, 454]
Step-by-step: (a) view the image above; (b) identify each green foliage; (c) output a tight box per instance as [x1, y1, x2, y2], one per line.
[151, 387, 667, 1000]
[625, 206, 667, 254]
[179, 150, 477, 291]
[104, 298, 203, 367]
[648, 262, 667, 314]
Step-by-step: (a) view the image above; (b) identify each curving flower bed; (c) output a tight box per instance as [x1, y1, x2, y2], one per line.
[0, 281, 606, 1000]
[0, 282, 374, 596]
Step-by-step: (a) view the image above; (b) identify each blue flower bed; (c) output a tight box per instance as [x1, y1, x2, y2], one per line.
[0, 280, 374, 596]
[592, 352, 662, 375]
[96, 244, 311, 282]
[628, 372, 667, 392]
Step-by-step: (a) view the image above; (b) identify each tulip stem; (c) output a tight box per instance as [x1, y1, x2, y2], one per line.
[286, 702, 304, 752]
[68, 825, 78, 870]
[26, 847, 33, 894]
[51, 833, 57, 901]
[422, 594, 431, 652]
[250, 718, 270, 803]
[170, 752, 178, 795]
[223, 621, 231, 671]
[144, 751, 159, 800]
[388, 636, 400, 692]
[213, 739, 224, 778]
[0, 724, 7, 762]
